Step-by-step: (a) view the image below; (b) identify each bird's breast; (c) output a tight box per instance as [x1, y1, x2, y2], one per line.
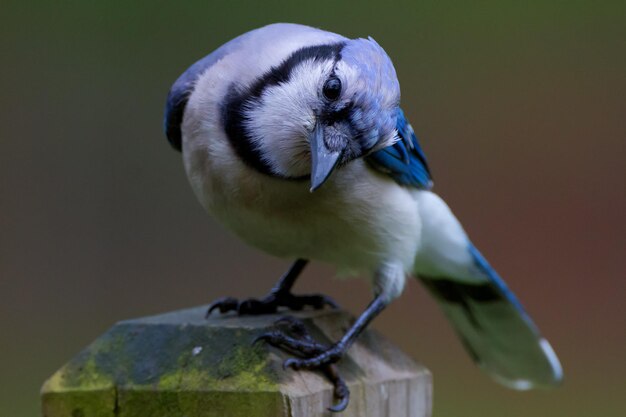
[183, 129, 421, 273]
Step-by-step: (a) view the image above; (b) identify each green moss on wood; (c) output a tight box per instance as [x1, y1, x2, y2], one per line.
[42, 389, 117, 417]
[42, 316, 286, 416]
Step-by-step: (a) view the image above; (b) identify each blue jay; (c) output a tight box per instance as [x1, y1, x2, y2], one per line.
[164, 23, 562, 411]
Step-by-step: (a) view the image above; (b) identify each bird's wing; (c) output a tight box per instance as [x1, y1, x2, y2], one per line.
[366, 108, 433, 189]
[164, 36, 247, 151]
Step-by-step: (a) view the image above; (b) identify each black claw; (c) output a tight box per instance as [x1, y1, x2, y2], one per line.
[328, 393, 350, 413]
[283, 358, 300, 370]
[318, 294, 340, 309]
[251, 333, 272, 346]
[254, 331, 288, 347]
[325, 364, 350, 412]
[205, 296, 238, 318]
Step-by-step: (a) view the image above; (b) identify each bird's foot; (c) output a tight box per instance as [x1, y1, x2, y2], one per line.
[255, 317, 346, 370]
[206, 291, 338, 317]
[255, 316, 350, 412]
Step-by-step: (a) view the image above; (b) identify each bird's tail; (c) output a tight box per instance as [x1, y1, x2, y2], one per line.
[415, 192, 563, 389]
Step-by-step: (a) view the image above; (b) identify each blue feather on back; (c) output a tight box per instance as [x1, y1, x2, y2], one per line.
[366, 108, 433, 189]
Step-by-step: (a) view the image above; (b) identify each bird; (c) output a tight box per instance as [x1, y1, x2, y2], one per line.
[164, 23, 563, 411]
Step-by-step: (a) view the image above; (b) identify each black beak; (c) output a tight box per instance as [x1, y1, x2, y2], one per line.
[309, 123, 344, 192]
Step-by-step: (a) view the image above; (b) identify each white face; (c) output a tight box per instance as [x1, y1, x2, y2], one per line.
[244, 57, 399, 178]
[241, 60, 323, 177]
[244, 59, 335, 177]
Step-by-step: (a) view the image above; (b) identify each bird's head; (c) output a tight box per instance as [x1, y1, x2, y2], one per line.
[224, 37, 401, 191]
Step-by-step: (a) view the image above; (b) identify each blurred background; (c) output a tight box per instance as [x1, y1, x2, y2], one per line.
[1, 1, 624, 416]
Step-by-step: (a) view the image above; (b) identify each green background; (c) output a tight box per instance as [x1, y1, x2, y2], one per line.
[1, 1, 624, 416]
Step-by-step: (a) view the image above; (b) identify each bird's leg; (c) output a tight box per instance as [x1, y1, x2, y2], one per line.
[254, 295, 387, 411]
[255, 316, 350, 412]
[206, 259, 338, 317]
[278, 294, 389, 370]
[252, 262, 400, 411]
[266, 294, 388, 369]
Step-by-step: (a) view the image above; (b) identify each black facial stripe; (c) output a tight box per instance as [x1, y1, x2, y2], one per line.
[221, 42, 346, 177]
[248, 42, 345, 99]
[221, 86, 274, 175]
[319, 103, 353, 125]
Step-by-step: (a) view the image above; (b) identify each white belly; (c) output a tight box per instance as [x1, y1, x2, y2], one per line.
[183, 137, 421, 274]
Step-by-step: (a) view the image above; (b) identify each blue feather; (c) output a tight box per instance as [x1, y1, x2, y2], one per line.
[420, 243, 563, 388]
[468, 243, 529, 320]
[366, 108, 433, 189]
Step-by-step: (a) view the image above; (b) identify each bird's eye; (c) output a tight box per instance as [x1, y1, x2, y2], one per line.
[322, 76, 342, 101]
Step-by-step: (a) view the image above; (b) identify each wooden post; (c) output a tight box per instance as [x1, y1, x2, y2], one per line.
[41, 306, 431, 417]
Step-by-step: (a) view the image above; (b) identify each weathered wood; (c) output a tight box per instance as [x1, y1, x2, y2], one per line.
[41, 306, 431, 417]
